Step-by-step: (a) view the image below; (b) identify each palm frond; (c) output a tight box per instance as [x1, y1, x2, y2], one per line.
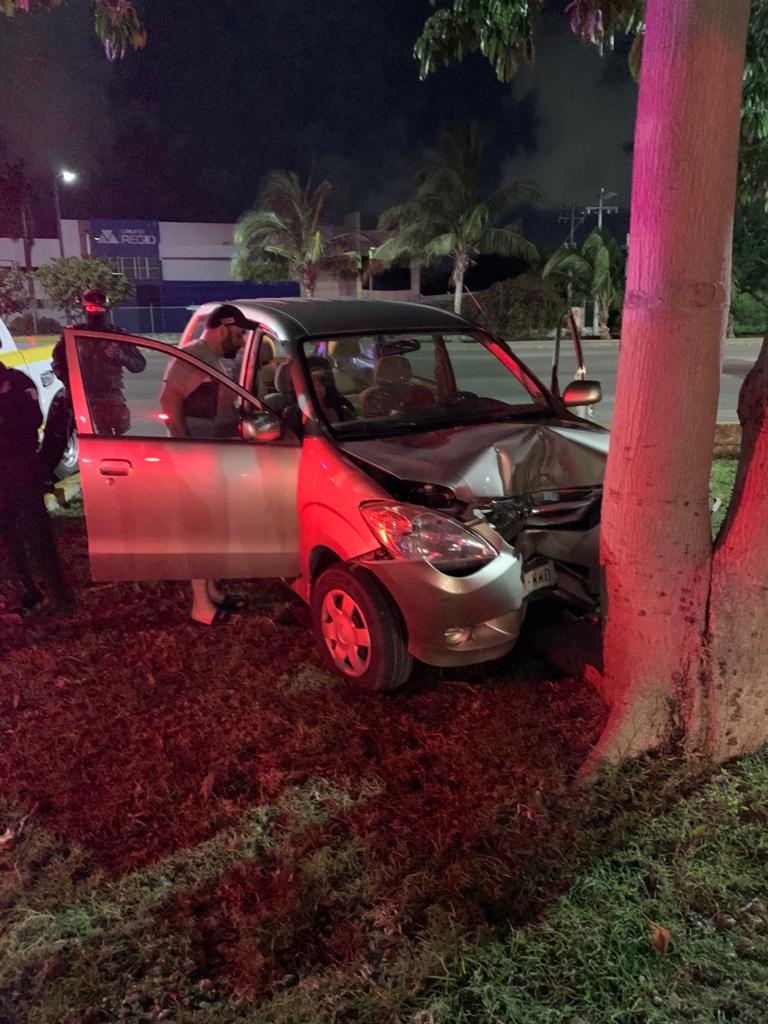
[543, 248, 592, 283]
[486, 178, 543, 221]
[463, 202, 489, 242]
[481, 227, 539, 262]
[424, 232, 460, 259]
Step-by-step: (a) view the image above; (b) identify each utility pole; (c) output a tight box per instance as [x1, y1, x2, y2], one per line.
[557, 202, 588, 334]
[584, 187, 619, 336]
[585, 187, 619, 231]
[558, 202, 586, 249]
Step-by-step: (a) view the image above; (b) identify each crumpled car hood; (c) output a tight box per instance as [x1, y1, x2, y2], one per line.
[339, 420, 608, 500]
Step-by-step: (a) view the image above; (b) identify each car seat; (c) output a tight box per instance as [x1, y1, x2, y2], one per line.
[263, 361, 301, 434]
[257, 335, 282, 399]
[360, 355, 436, 418]
[327, 337, 366, 394]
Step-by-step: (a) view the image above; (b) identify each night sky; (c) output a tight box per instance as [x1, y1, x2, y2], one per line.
[0, 0, 636, 244]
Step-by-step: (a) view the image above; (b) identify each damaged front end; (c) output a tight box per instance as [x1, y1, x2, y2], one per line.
[479, 485, 602, 612]
[339, 421, 606, 666]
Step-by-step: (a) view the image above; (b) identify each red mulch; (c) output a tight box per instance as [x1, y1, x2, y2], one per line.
[0, 516, 608, 999]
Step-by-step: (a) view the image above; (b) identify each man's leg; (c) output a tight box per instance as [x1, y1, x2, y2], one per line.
[0, 501, 42, 609]
[38, 390, 73, 483]
[13, 466, 73, 611]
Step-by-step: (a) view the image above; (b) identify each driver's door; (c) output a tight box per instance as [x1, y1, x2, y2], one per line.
[65, 329, 300, 581]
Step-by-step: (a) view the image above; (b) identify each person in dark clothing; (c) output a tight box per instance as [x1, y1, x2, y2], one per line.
[0, 363, 73, 616]
[38, 288, 146, 479]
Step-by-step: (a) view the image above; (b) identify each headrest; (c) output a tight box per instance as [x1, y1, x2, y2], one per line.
[258, 335, 276, 366]
[375, 355, 412, 385]
[273, 361, 295, 397]
[328, 338, 360, 362]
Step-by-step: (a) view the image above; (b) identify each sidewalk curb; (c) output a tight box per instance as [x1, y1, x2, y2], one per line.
[714, 423, 741, 458]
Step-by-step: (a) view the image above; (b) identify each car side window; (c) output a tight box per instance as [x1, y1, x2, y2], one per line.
[74, 336, 249, 440]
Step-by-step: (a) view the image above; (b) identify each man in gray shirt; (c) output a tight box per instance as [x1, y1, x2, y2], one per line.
[160, 304, 255, 437]
[159, 304, 258, 625]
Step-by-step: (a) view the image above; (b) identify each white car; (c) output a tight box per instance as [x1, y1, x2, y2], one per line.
[0, 317, 78, 478]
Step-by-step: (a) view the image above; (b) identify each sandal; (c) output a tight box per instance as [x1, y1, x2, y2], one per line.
[191, 606, 231, 626]
[212, 592, 248, 612]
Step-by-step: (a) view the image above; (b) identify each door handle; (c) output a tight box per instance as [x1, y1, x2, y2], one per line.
[99, 459, 133, 477]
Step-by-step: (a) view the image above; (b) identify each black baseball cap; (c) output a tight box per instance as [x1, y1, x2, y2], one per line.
[206, 304, 257, 330]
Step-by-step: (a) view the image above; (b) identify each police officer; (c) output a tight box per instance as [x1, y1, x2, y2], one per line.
[0, 362, 73, 616]
[38, 288, 146, 481]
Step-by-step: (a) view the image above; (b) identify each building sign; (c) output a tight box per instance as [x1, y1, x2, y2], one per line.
[90, 219, 159, 258]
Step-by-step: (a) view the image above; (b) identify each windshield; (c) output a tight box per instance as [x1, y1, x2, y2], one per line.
[300, 330, 552, 437]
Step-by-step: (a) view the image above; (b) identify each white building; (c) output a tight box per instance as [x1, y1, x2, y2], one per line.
[0, 216, 419, 332]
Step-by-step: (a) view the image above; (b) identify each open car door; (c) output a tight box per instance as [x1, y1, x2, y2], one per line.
[64, 328, 300, 581]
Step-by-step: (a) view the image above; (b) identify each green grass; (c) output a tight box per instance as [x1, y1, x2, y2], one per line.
[3, 753, 768, 1023]
[711, 456, 738, 534]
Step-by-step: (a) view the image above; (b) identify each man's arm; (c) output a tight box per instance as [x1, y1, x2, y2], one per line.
[51, 337, 69, 388]
[158, 379, 189, 438]
[103, 341, 147, 374]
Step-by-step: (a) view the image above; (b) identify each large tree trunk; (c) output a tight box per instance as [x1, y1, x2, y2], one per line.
[707, 331, 768, 760]
[587, 0, 750, 767]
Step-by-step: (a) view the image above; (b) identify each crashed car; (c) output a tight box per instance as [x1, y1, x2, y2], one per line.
[64, 299, 607, 690]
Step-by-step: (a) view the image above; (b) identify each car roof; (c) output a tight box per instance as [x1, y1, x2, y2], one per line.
[190, 298, 472, 343]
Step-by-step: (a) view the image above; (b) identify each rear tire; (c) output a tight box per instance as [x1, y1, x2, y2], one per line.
[311, 565, 413, 691]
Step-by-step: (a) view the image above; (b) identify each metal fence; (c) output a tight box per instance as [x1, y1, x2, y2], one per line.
[110, 305, 193, 336]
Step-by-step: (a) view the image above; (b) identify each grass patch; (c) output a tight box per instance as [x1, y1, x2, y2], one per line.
[0, 469, 759, 1023]
[711, 456, 738, 534]
[4, 751, 768, 1022]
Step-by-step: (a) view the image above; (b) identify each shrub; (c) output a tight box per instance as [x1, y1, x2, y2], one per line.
[730, 288, 767, 336]
[466, 271, 568, 339]
[8, 313, 63, 335]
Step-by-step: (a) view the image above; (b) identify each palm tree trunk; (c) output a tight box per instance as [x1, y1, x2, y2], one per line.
[453, 252, 468, 314]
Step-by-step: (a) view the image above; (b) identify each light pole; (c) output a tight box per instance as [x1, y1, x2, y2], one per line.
[53, 169, 78, 258]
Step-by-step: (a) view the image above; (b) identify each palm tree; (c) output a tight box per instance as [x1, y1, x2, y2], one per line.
[233, 171, 364, 297]
[0, 160, 37, 328]
[375, 124, 541, 313]
[542, 227, 626, 335]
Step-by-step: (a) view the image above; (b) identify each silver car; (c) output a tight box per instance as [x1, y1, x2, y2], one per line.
[65, 299, 607, 690]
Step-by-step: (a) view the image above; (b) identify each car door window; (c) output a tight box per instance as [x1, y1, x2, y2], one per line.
[74, 335, 248, 440]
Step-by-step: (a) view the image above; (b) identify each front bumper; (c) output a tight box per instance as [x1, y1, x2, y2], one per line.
[360, 528, 525, 667]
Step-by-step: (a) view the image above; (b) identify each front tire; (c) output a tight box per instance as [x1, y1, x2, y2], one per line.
[39, 390, 78, 481]
[311, 565, 413, 691]
[54, 427, 79, 480]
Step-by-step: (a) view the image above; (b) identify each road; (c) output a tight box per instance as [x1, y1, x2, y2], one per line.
[510, 338, 762, 425]
[16, 334, 761, 427]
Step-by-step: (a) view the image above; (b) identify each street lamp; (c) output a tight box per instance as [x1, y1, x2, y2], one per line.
[53, 169, 78, 258]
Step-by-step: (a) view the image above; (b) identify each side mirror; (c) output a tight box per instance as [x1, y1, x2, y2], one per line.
[561, 379, 602, 407]
[239, 410, 282, 443]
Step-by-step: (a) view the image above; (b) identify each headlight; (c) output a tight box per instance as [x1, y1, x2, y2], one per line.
[360, 501, 496, 572]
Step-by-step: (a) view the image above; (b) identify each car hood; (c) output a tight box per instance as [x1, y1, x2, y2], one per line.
[339, 421, 608, 500]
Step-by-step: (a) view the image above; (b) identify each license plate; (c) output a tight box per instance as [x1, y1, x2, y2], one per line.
[523, 560, 556, 595]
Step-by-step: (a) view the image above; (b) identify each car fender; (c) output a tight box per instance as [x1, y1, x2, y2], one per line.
[296, 436, 391, 602]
